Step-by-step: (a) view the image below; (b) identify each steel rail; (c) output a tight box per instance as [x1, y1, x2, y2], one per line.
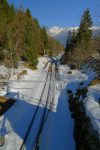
[33, 65, 52, 150]
[34, 63, 57, 150]
[19, 65, 51, 150]
[0, 80, 66, 83]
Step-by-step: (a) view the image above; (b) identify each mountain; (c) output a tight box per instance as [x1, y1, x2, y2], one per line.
[47, 26, 100, 45]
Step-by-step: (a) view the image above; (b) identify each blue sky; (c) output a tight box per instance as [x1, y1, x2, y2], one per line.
[8, 0, 100, 27]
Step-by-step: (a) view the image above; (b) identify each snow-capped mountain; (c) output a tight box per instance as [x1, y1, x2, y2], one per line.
[47, 26, 100, 45]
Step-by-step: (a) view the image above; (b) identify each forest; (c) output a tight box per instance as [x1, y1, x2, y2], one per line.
[0, 0, 64, 69]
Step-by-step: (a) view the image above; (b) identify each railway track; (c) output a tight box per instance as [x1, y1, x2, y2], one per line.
[20, 64, 55, 150]
[33, 64, 56, 150]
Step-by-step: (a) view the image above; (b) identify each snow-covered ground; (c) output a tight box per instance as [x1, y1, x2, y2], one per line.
[58, 65, 100, 137]
[84, 84, 100, 136]
[0, 59, 99, 150]
[0, 58, 50, 149]
[59, 65, 100, 136]
[37, 57, 48, 70]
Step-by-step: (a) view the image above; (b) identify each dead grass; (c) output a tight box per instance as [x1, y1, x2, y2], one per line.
[17, 70, 28, 79]
[24, 63, 36, 70]
[0, 74, 7, 80]
[0, 96, 9, 103]
[89, 79, 100, 86]
[0, 136, 5, 146]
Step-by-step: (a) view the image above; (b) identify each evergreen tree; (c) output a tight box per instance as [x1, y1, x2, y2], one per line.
[71, 9, 93, 67]
[23, 15, 38, 68]
[32, 18, 42, 55]
[65, 29, 77, 56]
[26, 8, 31, 18]
[63, 9, 93, 65]
[0, 0, 9, 7]
[77, 8, 93, 51]
[0, 1, 9, 61]
[65, 30, 72, 53]
[42, 26, 49, 55]
[33, 18, 40, 28]
[8, 4, 15, 22]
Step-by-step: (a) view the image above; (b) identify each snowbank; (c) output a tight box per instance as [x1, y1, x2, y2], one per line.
[59, 65, 100, 135]
[84, 84, 100, 135]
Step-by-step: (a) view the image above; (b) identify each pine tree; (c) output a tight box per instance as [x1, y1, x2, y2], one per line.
[70, 9, 93, 67]
[0, 0, 9, 61]
[26, 8, 31, 18]
[42, 26, 49, 55]
[65, 30, 72, 53]
[0, 0, 9, 6]
[65, 29, 77, 55]
[33, 18, 40, 28]
[23, 14, 38, 68]
[77, 8, 93, 51]
[8, 4, 15, 22]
